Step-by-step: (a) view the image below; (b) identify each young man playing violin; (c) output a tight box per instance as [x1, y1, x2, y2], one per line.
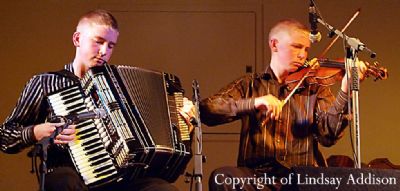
[200, 19, 367, 191]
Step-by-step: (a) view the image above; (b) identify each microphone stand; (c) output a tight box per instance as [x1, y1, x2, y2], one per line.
[191, 79, 204, 191]
[346, 46, 362, 169]
[314, 11, 376, 169]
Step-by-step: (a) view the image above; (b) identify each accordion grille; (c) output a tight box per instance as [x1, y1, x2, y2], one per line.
[116, 66, 172, 148]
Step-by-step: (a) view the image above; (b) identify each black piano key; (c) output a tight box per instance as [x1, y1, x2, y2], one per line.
[83, 142, 103, 151]
[81, 139, 101, 149]
[76, 121, 93, 129]
[63, 96, 82, 105]
[76, 127, 96, 136]
[81, 138, 100, 147]
[66, 102, 86, 111]
[86, 147, 103, 155]
[59, 87, 80, 97]
[90, 158, 110, 166]
[62, 90, 80, 97]
[80, 131, 98, 140]
[93, 164, 114, 174]
[69, 107, 86, 115]
[95, 168, 116, 178]
[57, 93, 82, 103]
[88, 153, 109, 162]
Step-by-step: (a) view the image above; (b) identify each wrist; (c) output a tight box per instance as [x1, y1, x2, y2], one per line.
[22, 125, 37, 145]
[236, 98, 255, 113]
[341, 78, 348, 93]
[254, 97, 262, 109]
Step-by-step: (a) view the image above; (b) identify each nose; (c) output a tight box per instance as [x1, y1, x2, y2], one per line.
[99, 44, 108, 57]
[297, 49, 307, 60]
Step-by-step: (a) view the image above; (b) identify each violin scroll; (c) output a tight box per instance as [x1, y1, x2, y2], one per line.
[365, 61, 388, 81]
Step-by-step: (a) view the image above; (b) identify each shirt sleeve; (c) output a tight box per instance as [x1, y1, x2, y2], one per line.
[200, 75, 255, 126]
[314, 87, 350, 147]
[0, 75, 45, 153]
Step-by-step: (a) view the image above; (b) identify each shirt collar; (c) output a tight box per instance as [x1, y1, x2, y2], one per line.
[262, 66, 289, 91]
[64, 63, 74, 74]
[262, 66, 278, 82]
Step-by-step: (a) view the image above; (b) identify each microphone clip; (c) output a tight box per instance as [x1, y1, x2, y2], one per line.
[309, 0, 322, 43]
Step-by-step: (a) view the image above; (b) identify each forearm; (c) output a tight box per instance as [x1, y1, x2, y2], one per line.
[1, 123, 36, 153]
[199, 75, 255, 126]
[200, 97, 255, 126]
[315, 90, 350, 146]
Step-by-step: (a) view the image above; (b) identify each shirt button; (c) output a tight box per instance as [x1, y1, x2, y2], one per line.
[276, 139, 280, 143]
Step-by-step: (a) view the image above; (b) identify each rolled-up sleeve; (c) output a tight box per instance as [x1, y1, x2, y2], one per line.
[315, 87, 350, 147]
[200, 75, 255, 126]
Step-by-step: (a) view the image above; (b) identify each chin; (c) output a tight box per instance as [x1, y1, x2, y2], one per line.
[96, 62, 105, 66]
[90, 61, 104, 67]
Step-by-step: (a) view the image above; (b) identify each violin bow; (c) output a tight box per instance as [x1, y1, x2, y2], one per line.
[282, 70, 310, 105]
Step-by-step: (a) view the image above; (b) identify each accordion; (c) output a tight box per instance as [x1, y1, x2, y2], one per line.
[47, 64, 192, 188]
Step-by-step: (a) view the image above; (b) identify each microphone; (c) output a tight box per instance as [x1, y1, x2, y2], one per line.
[59, 109, 107, 124]
[309, 1, 322, 43]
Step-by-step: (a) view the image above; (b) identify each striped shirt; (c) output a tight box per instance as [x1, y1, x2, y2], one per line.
[200, 67, 349, 168]
[0, 64, 77, 154]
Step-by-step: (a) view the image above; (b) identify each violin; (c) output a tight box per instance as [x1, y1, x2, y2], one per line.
[285, 58, 388, 91]
[280, 58, 388, 105]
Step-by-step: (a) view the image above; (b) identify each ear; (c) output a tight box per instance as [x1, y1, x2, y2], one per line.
[269, 38, 278, 52]
[72, 32, 80, 47]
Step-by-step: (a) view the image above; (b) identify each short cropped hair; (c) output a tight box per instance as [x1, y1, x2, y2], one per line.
[268, 19, 308, 41]
[77, 9, 119, 31]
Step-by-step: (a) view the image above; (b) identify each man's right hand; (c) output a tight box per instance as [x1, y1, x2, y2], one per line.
[33, 123, 76, 144]
[254, 94, 283, 120]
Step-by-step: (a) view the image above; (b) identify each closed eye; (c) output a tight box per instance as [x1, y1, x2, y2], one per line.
[292, 43, 309, 53]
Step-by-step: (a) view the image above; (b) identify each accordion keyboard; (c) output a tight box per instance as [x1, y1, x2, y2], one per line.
[48, 85, 118, 186]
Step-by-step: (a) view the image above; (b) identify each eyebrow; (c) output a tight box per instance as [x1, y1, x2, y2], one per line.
[291, 43, 303, 47]
[94, 36, 117, 46]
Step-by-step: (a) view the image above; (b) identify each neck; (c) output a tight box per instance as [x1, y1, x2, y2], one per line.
[269, 59, 289, 84]
[72, 60, 88, 79]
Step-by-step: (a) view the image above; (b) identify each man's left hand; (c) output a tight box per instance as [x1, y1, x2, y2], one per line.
[178, 97, 196, 133]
